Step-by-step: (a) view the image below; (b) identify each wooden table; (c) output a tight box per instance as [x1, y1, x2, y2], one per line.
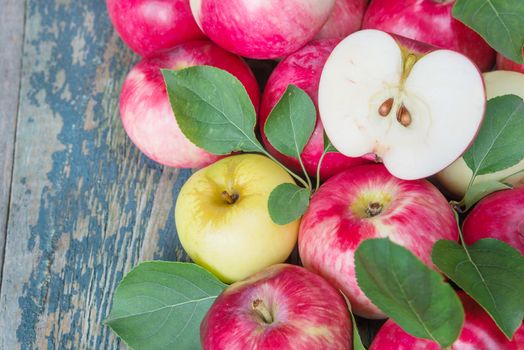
[0, 1, 196, 348]
[0, 1, 383, 348]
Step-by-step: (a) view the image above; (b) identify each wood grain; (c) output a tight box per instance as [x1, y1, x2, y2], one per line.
[0, 1, 191, 348]
[0, 0, 26, 285]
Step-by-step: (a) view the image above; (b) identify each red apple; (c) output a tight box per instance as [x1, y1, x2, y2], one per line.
[314, 0, 367, 40]
[106, 0, 206, 57]
[190, 0, 336, 59]
[462, 187, 524, 255]
[200, 264, 352, 350]
[298, 164, 459, 318]
[362, 0, 495, 71]
[497, 53, 524, 74]
[120, 41, 260, 168]
[370, 293, 524, 349]
[260, 40, 369, 180]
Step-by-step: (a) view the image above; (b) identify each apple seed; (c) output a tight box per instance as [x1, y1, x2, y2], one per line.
[378, 98, 394, 117]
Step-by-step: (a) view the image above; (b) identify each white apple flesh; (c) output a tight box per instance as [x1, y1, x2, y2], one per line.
[436, 70, 524, 197]
[319, 29, 486, 180]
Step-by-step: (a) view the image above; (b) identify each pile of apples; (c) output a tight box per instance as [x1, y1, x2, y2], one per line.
[107, 0, 524, 349]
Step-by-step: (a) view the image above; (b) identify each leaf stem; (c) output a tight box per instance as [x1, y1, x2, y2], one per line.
[315, 149, 329, 192]
[261, 150, 310, 190]
[297, 153, 312, 191]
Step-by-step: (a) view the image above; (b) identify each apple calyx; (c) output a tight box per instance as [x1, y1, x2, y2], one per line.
[252, 299, 274, 324]
[221, 190, 239, 205]
[365, 202, 384, 218]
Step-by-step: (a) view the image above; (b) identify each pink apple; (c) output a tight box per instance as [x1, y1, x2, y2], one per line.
[298, 164, 459, 318]
[200, 264, 352, 350]
[462, 187, 524, 255]
[314, 0, 368, 40]
[497, 53, 524, 74]
[189, 0, 336, 59]
[260, 40, 369, 180]
[106, 0, 206, 57]
[362, 0, 495, 71]
[370, 293, 524, 349]
[120, 41, 260, 168]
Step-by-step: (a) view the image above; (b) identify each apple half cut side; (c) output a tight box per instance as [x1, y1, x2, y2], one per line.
[318, 29, 486, 180]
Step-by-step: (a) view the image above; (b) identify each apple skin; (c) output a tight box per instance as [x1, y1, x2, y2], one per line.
[370, 293, 524, 349]
[435, 70, 524, 197]
[497, 54, 524, 74]
[260, 40, 370, 180]
[190, 0, 335, 59]
[362, 0, 495, 71]
[314, 0, 368, 40]
[120, 41, 260, 169]
[200, 264, 352, 350]
[106, 0, 206, 57]
[462, 187, 524, 255]
[175, 154, 300, 283]
[298, 164, 459, 318]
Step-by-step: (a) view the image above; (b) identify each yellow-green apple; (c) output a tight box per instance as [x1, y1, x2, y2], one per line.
[318, 30, 486, 180]
[175, 154, 300, 283]
[106, 0, 206, 57]
[362, 0, 495, 71]
[314, 0, 367, 40]
[190, 0, 335, 59]
[298, 164, 459, 318]
[435, 70, 524, 197]
[200, 264, 352, 350]
[462, 186, 524, 255]
[260, 40, 370, 180]
[370, 292, 524, 349]
[119, 41, 260, 169]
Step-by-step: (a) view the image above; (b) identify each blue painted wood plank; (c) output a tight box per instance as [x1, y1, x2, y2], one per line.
[0, 1, 191, 349]
[0, 0, 26, 284]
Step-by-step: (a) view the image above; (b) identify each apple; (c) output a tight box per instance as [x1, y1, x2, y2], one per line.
[370, 292, 524, 349]
[362, 0, 495, 72]
[298, 164, 459, 318]
[260, 40, 369, 180]
[200, 264, 352, 350]
[175, 154, 300, 283]
[189, 0, 336, 59]
[497, 53, 524, 74]
[106, 0, 206, 57]
[314, 0, 367, 40]
[120, 41, 260, 169]
[462, 186, 524, 255]
[318, 29, 486, 180]
[435, 70, 524, 197]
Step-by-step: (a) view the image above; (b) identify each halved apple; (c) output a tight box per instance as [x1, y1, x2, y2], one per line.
[318, 29, 486, 180]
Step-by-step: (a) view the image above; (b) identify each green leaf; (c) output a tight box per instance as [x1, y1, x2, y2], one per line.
[268, 183, 310, 225]
[355, 238, 464, 348]
[453, 0, 524, 64]
[162, 66, 263, 155]
[264, 85, 316, 158]
[351, 311, 366, 350]
[107, 262, 226, 350]
[463, 95, 524, 177]
[432, 239, 524, 339]
[323, 131, 338, 153]
[461, 181, 512, 211]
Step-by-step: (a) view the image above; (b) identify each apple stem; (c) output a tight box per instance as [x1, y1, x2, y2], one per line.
[252, 299, 273, 324]
[366, 202, 383, 217]
[221, 191, 239, 205]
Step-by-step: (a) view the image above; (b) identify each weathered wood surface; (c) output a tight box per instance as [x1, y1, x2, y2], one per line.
[0, 1, 192, 349]
[0, 0, 26, 282]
